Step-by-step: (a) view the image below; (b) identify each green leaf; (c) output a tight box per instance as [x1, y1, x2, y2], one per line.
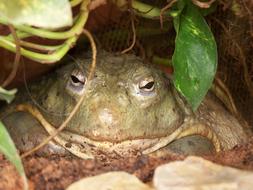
[169, 0, 185, 33]
[0, 0, 72, 28]
[172, 0, 217, 110]
[0, 87, 17, 103]
[0, 121, 28, 190]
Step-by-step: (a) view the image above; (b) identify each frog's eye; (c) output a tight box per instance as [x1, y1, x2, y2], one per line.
[70, 74, 85, 87]
[138, 77, 155, 92]
[67, 69, 86, 95]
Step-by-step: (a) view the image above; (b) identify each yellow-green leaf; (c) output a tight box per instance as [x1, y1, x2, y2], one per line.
[0, 0, 72, 28]
[0, 121, 28, 190]
[0, 87, 17, 103]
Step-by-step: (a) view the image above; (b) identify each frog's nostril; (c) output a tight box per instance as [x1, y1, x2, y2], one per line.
[98, 108, 118, 127]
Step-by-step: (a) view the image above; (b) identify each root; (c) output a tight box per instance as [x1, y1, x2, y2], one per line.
[212, 77, 239, 118]
[213, 18, 253, 98]
[17, 104, 94, 159]
[121, 10, 136, 54]
[1, 25, 21, 87]
[192, 0, 216, 8]
[21, 28, 97, 158]
[160, 0, 177, 29]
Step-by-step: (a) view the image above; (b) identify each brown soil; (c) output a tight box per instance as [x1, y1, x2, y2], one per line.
[1, 138, 253, 190]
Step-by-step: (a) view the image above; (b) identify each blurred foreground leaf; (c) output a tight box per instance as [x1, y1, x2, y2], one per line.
[0, 87, 17, 103]
[0, 121, 28, 190]
[172, 0, 217, 110]
[0, 0, 72, 28]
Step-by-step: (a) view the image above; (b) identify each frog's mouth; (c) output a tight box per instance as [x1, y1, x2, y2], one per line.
[16, 103, 221, 159]
[55, 122, 221, 159]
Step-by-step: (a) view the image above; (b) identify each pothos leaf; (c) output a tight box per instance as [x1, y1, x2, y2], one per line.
[0, 87, 17, 103]
[172, 0, 217, 110]
[0, 121, 28, 190]
[0, 0, 72, 28]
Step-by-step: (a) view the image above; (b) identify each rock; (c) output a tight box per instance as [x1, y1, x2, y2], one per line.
[154, 156, 253, 190]
[67, 171, 153, 190]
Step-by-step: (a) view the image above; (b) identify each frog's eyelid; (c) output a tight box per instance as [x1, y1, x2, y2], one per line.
[71, 68, 86, 80]
[138, 76, 155, 91]
[73, 67, 86, 76]
[70, 75, 85, 85]
[139, 81, 155, 90]
[67, 54, 84, 71]
[139, 78, 154, 87]
[139, 82, 155, 93]
[68, 69, 87, 90]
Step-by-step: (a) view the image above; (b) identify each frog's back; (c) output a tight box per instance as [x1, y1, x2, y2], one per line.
[197, 92, 249, 150]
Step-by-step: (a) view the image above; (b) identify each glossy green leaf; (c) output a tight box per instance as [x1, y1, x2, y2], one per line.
[0, 0, 72, 28]
[0, 87, 17, 103]
[172, 0, 217, 110]
[0, 121, 28, 190]
[169, 0, 185, 32]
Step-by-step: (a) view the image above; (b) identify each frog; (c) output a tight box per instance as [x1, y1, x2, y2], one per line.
[1, 51, 249, 159]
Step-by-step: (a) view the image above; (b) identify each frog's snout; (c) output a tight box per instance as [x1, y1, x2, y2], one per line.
[97, 107, 119, 127]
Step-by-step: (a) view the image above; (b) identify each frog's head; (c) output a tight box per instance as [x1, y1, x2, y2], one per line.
[40, 52, 218, 157]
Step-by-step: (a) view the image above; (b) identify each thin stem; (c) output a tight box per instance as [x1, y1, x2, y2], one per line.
[191, 0, 216, 8]
[17, 104, 94, 159]
[6, 31, 31, 40]
[0, 1, 89, 63]
[5, 31, 63, 52]
[21, 28, 97, 158]
[121, 13, 136, 54]
[19, 41, 62, 52]
[213, 18, 253, 98]
[0, 36, 77, 63]
[160, 0, 177, 29]
[2, 25, 21, 87]
[132, 0, 170, 19]
[0, 11, 88, 39]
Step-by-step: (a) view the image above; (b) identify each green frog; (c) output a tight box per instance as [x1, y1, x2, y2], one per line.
[1, 51, 248, 159]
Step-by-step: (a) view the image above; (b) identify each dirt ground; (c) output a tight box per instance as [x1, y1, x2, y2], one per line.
[1, 138, 253, 190]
